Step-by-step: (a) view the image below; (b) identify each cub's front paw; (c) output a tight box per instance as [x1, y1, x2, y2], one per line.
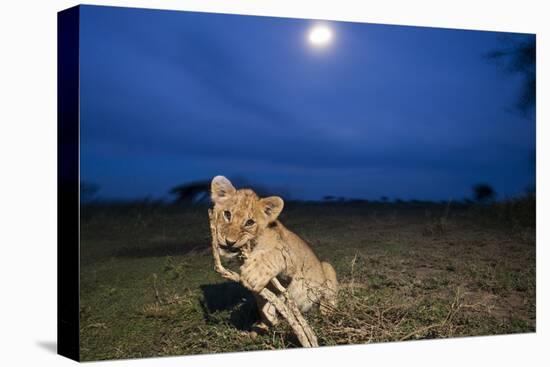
[240, 255, 277, 293]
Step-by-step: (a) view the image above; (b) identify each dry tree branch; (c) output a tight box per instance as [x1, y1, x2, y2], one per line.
[208, 209, 318, 348]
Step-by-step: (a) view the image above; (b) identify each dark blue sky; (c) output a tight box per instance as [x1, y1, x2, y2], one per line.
[80, 5, 535, 201]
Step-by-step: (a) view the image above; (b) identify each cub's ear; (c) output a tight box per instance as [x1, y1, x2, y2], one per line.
[260, 196, 284, 222]
[211, 176, 236, 204]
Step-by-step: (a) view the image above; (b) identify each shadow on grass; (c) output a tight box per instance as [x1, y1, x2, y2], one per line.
[114, 241, 209, 258]
[200, 282, 259, 331]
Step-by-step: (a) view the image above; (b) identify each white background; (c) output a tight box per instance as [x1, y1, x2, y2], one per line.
[0, 0, 547, 365]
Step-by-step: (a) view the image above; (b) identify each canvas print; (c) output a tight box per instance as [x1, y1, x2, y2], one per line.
[62, 4, 535, 361]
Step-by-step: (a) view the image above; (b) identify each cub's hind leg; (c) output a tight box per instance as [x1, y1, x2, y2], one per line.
[319, 261, 338, 315]
[254, 293, 279, 328]
[251, 284, 280, 335]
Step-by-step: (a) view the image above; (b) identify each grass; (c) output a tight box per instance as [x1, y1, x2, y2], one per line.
[79, 200, 535, 361]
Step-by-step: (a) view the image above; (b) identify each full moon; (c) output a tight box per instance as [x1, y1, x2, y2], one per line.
[308, 25, 333, 47]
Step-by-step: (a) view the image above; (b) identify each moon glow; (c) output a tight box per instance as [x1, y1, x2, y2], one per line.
[308, 25, 333, 47]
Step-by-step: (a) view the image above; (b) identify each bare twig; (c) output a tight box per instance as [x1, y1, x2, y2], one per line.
[350, 253, 358, 296]
[152, 273, 162, 305]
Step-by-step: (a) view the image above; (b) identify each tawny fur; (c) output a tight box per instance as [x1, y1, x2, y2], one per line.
[210, 176, 338, 330]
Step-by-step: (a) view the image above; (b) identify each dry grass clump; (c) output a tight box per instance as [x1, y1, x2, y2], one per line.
[468, 193, 535, 233]
[312, 285, 493, 346]
[423, 199, 452, 236]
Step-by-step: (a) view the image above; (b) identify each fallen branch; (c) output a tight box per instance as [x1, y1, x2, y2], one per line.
[208, 209, 319, 348]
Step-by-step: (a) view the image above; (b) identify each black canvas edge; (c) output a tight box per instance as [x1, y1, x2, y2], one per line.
[58, 5, 81, 362]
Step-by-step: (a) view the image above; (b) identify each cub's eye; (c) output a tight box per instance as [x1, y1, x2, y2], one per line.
[245, 219, 256, 227]
[223, 210, 231, 221]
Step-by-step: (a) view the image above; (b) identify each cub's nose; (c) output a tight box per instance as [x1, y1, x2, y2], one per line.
[225, 239, 236, 247]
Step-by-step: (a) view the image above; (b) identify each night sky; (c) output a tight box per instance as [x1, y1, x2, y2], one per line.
[79, 5, 535, 201]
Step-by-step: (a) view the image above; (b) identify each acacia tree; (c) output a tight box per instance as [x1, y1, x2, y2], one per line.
[472, 183, 496, 203]
[169, 180, 210, 204]
[486, 36, 535, 119]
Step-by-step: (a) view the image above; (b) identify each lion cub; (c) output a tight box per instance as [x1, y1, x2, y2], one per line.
[210, 176, 338, 331]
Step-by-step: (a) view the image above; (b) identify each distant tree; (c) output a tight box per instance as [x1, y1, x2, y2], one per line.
[323, 195, 335, 201]
[486, 36, 535, 118]
[170, 180, 210, 204]
[80, 181, 100, 202]
[472, 183, 496, 203]
[524, 184, 536, 197]
[380, 196, 389, 203]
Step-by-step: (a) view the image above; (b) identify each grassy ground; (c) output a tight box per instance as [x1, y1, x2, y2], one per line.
[79, 199, 535, 361]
